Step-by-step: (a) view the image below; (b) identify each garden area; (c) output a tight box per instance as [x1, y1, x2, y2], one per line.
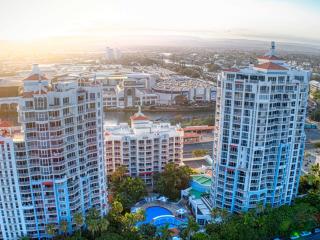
[19, 163, 320, 240]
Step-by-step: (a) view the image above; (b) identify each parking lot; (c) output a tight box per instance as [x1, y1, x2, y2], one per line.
[305, 128, 320, 149]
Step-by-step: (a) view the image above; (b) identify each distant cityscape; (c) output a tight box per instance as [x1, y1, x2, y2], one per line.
[0, 41, 319, 240]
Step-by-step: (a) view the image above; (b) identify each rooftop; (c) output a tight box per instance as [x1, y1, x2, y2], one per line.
[192, 175, 212, 187]
[24, 73, 48, 81]
[130, 107, 150, 121]
[254, 62, 288, 71]
[153, 76, 214, 92]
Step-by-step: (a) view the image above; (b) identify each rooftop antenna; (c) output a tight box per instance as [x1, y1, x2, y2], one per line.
[37, 64, 41, 94]
[270, 41, 276, 56]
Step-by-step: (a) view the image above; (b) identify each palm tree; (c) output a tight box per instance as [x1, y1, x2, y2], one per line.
[211, 208, 229, 224]
[158, 224, 173, 240]
[86, 217, 99, 238]
[19, 236, 30, 240]
[73, 212, 84, 237]
[255, 202, 265, 215]
[98, 217, 110, 235]
[59, 220, 68, 236]
[85, 209, 100, 238]
[46, 223, 56, 239]
[184, 216, 199, 240]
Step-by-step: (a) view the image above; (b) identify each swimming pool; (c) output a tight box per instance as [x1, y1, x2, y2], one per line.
[145, 206, 172, 223]
[137, 206, 187, 228]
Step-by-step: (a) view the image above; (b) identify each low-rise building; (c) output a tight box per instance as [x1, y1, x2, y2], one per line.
[152, 76, 216, 105]
[99, 72, 159, 108]
[310, 80, 320, 92]
[104, 109, 183, 185]
[181, 174, 212, 226]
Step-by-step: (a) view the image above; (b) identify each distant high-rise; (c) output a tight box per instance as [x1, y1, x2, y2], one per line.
[211, 42, 310, 212]
[0, 65, 108, 239]
[105, 47, 121, 61]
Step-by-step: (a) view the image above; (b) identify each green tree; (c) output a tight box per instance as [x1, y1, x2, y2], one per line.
[299, 163, 320, 194]
[310, 109, 320, 122]
[181, 216, 199, 240]
[192, 232, 209, 240]
[19, 237, 30, 240]
[98, 217, 110, 235]
[73, 212, 84, 237]
[110, 166, 128, 191]
[85, 209, 100, 239]
[211, 208, 230, 224]
[46, 223, 56, 238]
[73, 212, 84, 229]
[313, 90, 320, 101]
[192, 149, 209, 157]
[115, 177, 147, 210]
[59, 220, 68, 236]
[139, 223, 157, 240]
[121, 209, 145, 232]
[154, 163, 193, 200]
[158, 224, 173, 240]
[96, 233, 125, 240]
[109, 200, 124, 221]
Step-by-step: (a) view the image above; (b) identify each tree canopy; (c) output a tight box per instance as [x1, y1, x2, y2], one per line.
[110, 166, 147, 210]
[192, 149, 209, 157]
[153, 163, 193, 200]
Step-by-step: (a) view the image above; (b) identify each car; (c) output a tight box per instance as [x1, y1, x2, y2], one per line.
[300, 231, 312, 237]
[314, 227, 320, 233]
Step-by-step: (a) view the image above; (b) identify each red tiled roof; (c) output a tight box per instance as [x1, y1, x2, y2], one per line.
[223, 68, 240, 72]
[22, 90, 47, 98]
[24, 74, 48, 81]
[130, 115, 149, 121]
[0, 120, 13, 128]
[255, 62, 288, 71]
[257, 55, 283, 61]
[183, 133, 200, 138]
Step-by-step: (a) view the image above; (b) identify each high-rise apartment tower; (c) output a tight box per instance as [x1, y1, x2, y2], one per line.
[211, 42, 310, 212]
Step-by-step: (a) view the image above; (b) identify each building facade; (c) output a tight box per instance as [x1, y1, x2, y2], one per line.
[100, 72, 158, 109]
[211, 42, 310, 212]
[152, 76, 216, 105]
[0, 128, 27, 240]
[104, 109, 183, 185]
[0, 65, 108, 239]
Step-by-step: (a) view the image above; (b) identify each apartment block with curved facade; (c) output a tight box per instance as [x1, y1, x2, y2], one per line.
[0, 65, 108, 239]
[211, 42, 310, 213]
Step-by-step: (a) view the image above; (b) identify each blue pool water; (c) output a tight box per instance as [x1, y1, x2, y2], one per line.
[145, 206, 172, 223]
[137, 206, 187, 228]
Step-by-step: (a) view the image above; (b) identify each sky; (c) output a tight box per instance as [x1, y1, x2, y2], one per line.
[0, 0, 319, 45]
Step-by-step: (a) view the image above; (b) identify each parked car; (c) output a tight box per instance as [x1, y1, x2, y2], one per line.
[300, 231, 312, 237]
